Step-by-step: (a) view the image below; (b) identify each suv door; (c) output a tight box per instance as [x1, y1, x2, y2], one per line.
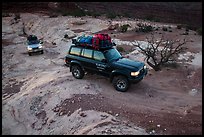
[92, 50, 110, 77]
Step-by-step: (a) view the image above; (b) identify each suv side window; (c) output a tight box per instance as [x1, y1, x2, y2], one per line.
[81, 48, 93, 58]
[93, 50, 105, 61]
[70, 47, 81, 56]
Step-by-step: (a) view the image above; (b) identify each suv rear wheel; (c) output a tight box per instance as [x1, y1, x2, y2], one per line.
[112, 76, 129, 92]
[71, 65, 84, 79]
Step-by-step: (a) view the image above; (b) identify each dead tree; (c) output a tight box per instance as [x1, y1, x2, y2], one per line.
[133, 34, 188, 71]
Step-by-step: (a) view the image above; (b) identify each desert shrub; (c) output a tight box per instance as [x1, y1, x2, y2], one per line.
[136, 23, 153, 33]
[162, 27, 168, 31]
[185, 28, 189, 32]
[169, 30, 172, 32]
[116, 46, 124, 52]
[196, 27, 202, 35]
[71, 10, 86, 17]
[145, 15, 160, 22]
[64, 34, 68, 39]
[123, 12, 131, 18]
[177, 25, 182, 29]
[182, 32, 189, 35]
[91, 12, 101, 18]
[49, 13, 58, 18]
[134, 34, 188, 71]
[106, 12, 117, 19]
[2, 13, 11, 17]
[60, 9, 86, 17]
[185, 25, 196, 31]
[14, 13, 20, 21]
[119, 24, 130, 32]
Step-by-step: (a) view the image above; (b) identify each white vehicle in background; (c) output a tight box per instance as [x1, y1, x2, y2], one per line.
[27, 35, 44, 56]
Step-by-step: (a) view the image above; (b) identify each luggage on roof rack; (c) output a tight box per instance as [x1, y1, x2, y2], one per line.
[72, 34, 115, 50]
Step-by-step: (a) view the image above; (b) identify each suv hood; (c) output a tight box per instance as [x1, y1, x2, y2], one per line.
[27, 44, 40, 48]
[112, 58, 144, 71]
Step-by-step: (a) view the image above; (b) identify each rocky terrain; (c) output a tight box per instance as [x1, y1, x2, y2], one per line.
[2, 3, 202, 135]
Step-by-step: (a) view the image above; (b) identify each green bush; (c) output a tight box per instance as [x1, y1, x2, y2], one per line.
[136, 23, 153, 33]
[196, 28, 202, 35]
[106, 12, 117, 19]
[116, 46, 124, 52]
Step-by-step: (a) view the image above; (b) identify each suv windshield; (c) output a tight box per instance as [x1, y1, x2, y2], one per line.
[104, 48, 122, 62]
[28, 40, 40, 45]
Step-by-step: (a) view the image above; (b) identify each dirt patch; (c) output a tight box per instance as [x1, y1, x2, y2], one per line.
[44, 49, 60, 59]
[53, 93, 202, 135]
[2, 39, 14, 47]
[2, 79, 24, 100]
[43, 41, 57, 48]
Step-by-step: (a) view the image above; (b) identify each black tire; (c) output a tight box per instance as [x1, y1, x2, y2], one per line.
[112, 75, 129, 92]
[71, 65, 84, 79]
[28, 53, 32, 56]
[41, 50, 44, 54]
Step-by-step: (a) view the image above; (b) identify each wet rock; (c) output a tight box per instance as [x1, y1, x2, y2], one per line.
[189, 89, 198, 96]
[79, 112, 87, 117]
[59, 111, 64, 116]
[84, 85, 90, 89]
[184, 109, 191, 115]
[53, 107, 60, 112]
[52, 42, 56, 45]
[48, 118, 55, 124]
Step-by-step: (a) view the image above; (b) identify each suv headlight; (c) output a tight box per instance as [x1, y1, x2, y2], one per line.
[39, 45, 42, 48]
[27, 47, 32, 50]
[131, 71, 140, 76]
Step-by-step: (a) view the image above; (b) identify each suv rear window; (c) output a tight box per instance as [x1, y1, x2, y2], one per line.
[81, 48, 93, 58]
[70, 47, 81, 55]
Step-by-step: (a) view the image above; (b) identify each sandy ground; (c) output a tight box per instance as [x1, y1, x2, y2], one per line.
[2, 13, 202, 135]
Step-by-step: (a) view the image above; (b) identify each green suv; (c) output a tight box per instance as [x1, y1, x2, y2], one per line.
[65, 45, 147, 92]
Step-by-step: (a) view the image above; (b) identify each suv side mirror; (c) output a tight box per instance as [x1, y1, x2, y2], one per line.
[72, 39, 77, 44]
[40, 41, 43, 44]
[101, 59, 107, 63]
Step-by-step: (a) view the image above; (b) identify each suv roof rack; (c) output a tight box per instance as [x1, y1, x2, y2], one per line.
[71, 38, 116, 51]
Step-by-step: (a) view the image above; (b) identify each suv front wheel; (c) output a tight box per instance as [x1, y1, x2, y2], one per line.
[71, 65, 84, 79]
[112, 76, 129, 92]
